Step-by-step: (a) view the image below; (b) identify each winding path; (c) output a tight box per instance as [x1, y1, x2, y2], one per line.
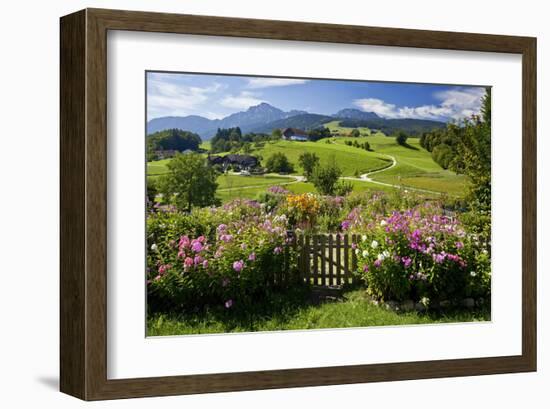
[217, 173, 305, 192]
[340, 154, 443, 195]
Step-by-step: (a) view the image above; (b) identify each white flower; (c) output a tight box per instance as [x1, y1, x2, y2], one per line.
[150, 243, 158, 251]
[380, 220, 388, 226]
[420, 297, 430, 306]
[470, 271, 477, 277]
[371, 240, 379, 249]
[361, 235, 367, 242]
[362, 250, 369, 257]
[377, 251, 389, 261]
[355, 248, 360, 255]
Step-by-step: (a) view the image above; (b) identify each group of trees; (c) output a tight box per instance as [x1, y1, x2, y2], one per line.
[306, 126, 332, 141]
[345, 139, 371, 151]
[210, 127, 274, 153]
[147, 129, 202, 160]
[420, 88, 492, 210]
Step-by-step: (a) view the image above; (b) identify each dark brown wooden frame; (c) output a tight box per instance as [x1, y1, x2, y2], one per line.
[60, 8, 537, 401]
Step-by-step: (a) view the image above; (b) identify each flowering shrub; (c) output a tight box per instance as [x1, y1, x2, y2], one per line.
[352, 204, 490, 304]
[147, 199, 296, 312]
[283, 193, 320, 229]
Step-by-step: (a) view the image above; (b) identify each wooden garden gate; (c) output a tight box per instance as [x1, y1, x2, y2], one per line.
[294, 234, 359, 287]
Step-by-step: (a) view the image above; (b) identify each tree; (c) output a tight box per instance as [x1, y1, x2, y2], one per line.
[265, 152, 294, 173]
[395, 131, 408, 146]
[271, 128, 282, 140]
[298, 152, 320, 180]
[450, 89, 491, 210]
[158, 153, 219, 211]
[431, 143, 454, 169]
[350, 128, 360, 137]
[310, 156, 342, 195]
[147, 129, 202, 158]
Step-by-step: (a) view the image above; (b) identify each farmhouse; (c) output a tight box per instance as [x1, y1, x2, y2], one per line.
[281, 127, 309, 142]
[208, 154, 259, 171]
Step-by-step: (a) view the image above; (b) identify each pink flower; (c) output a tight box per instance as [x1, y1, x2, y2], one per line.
[184, 257, 194, 267]
[455, 241, 464, 249]
[248, 252, 256, 261]
[158, 264, 171, 275]
[179, 235, 190, 248]
[202, 259, 209, 268]
[351, 243, 357, 250]
[197, 235, 206, 243]
[225, 299, 233, 308]
[233, 260, 244, 272]
[220, 234, 233, 242]
[273, 247, 282, 255]
[193, 255, 203, 265]
[362, 264, 369, 273]
[401, 257, 412, 268]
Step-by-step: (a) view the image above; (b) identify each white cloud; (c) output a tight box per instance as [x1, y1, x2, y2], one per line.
[246, 78, 309, 89]
[147, 78, 224, 119]
[353, 87, 486, 121]
[220, 91, 267, 109]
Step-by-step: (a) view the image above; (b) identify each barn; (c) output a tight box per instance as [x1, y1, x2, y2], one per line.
[281, 128, 309, 141]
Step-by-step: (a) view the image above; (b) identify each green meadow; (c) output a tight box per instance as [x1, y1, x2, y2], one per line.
[147, 120, 469, 202]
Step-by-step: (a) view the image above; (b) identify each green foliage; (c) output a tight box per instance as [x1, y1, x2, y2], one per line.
[450, 91, 491, 211]
[147, 129, 202, 159]
[334, 180, 354, 196]
[265, 152, 294, 173]
[158, 153, 219, 211]
[431, 143, 454, 169]
[395, 131, 408, 146]
[271, 128, 282, 140]
[298, 152, 320, 180]
[310, 156, 342, 195]
[339, 118, 445, 136]
[210, 127, 271, 153]
[350, 128, 361, 137]
[307, 126, 332, 141]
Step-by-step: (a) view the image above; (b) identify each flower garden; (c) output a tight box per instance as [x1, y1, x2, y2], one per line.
[147, 188, 491, 335]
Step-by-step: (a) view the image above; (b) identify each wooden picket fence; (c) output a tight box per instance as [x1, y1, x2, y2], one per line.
[293, 234, 359, 287]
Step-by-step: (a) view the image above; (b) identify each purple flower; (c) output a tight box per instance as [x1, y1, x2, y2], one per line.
[351, 243, 357, 250]
[220, 234, 233, 242]
[434, 253, 446, 264]
[374, 259, 382, 268]
[273, 246, 282, 255]
[191, 240, 203, 252]
[248, 252, 256, 261]
[233, 260, 244, 272]
[341, 221, 350, 230]
[193, 255, 203, 265]
[455, 241, 464, 249]
[202, 259, 209, 269]
[225, 299, 233, 308]
[216, 224, 227, 233]
[401, 257, 412, 268]
[362, 264, 369, 273]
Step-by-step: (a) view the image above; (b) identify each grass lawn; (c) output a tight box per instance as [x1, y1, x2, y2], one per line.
[250, 139, 389, 176]
[147, 288, 490, 336]
[323, 121, 469, 196]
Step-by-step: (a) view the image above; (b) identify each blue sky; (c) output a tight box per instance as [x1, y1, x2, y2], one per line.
[147, 71, 486, 122]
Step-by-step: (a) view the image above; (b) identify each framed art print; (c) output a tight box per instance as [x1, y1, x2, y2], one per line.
[60, 8, 536, 400]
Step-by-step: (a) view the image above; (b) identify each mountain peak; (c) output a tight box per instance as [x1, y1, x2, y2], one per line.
[334, 108, 380, 120]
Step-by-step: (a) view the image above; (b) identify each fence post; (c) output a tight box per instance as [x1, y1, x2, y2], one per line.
[351, 234, 358, 273]
[336, 234, 342, 285]
[312, 234, 319, 286]
[320, 235, 326, 286]
[343, 235, 350, 284]
[327, 234, 334, 286]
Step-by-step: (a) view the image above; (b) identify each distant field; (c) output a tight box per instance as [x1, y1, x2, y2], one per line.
[322, 122, 469, 196]
[250, 139, 388, 177]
